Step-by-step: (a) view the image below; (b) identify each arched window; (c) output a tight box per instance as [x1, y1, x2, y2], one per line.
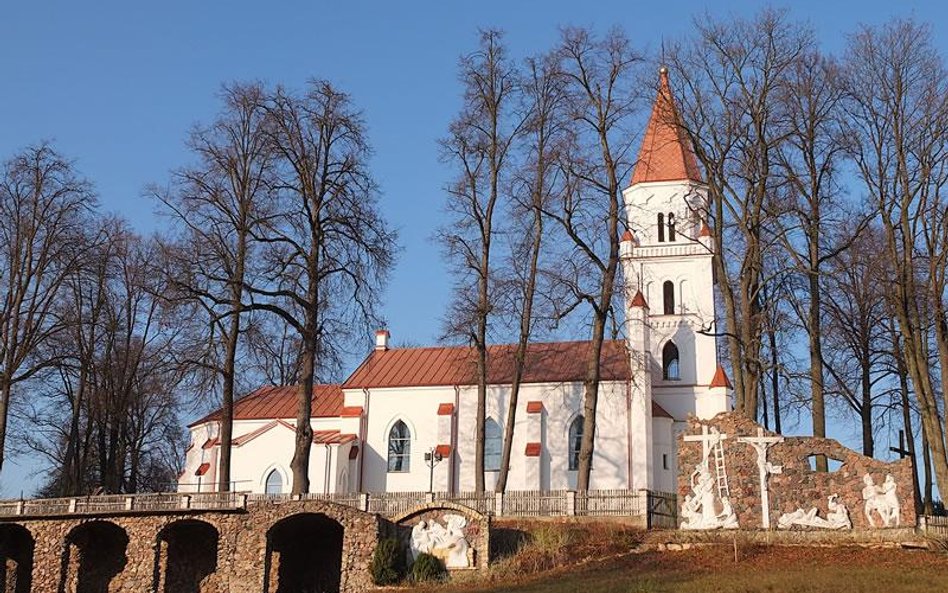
[668, 212, 676, 242]
[663, 280, 675, 315]
[657, 213, 665, 242]
[265, 469, 283, 495]
[568, 416, 584, 471]
[663, 341, 680, 380]
[485, 418, 502, 471]
[387, 420, 411, 472]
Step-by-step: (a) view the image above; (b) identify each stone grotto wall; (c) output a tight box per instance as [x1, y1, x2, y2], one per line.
[677, 412, 916, 531]
[391, 502, 490, 571]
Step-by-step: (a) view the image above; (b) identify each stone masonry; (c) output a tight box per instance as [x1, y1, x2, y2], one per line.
[0, 498, 381, 593]
[678, 412, 916, 531]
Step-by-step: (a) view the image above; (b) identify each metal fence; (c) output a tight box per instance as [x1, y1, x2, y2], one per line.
[0, 489, 676, 525]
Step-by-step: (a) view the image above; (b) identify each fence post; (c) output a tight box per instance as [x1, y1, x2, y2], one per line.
[425, 492, 435, 504]
[15, 501, 23, 516]
[68, 498, 78, 513]
[359, 492, 369, 513]
[918, 514, 927, 533]
[494, 491, 504, 517]
[124, 496, 134, 511]
[239, 494, 249, 510]
[179, 495, 191, 510]
[645, 491, 653, 529]
[566, 491, 576, 516]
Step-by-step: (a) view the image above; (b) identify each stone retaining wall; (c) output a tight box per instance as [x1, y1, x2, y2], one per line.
[0, 498, 381, 593]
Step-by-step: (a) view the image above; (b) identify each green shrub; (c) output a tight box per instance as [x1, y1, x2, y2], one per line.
[370, 538, 404, 585]
[410, 552, 447, 583]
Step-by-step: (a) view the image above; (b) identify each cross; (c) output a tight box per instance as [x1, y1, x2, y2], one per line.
[889, 430, 913, 459]
[737, 427, 784, 529]
[683, 425, 728, 463]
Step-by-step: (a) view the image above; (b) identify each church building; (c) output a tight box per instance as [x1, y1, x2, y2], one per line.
[178, 68, 732, 496]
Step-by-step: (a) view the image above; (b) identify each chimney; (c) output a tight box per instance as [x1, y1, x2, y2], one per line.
[375, 329, 390, 351]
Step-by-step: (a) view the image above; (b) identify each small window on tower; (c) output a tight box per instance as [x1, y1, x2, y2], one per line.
[662, 341, 680, 380]
[663, 280, 675, 315]
[662, 453, 669, 470]
[668, 212, 676, 242]
[657, 213, 665, 242]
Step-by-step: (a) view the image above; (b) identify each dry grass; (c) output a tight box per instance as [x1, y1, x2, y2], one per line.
[410, 521, 948, 593]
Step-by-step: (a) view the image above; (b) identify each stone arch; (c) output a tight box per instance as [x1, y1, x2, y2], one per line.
[60, 520, 129, 593]
[264, 512, 344, 593]
[0, 523, 33, 593]
[153, 519, 219, 593]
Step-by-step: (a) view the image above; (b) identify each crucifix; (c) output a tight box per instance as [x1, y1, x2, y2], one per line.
[738, 427, 784, 529]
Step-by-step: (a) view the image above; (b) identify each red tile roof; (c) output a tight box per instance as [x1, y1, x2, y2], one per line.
[710, 365, 733, 389]
[340, 406, 364, 418]
[342, 340, 632, 389]
[630, 290, 649, 309]
[525, 442, 542, 457]
[202, 438, 219, 449]
[526, 401, 543, 414]
[652, 401, 673, 419]
[190, 384, 343, 427]
[313, 430, 358, 445]
[630, 68, 703, 186]
[195, 463, 210, 476]
[437, 403, 455, 416]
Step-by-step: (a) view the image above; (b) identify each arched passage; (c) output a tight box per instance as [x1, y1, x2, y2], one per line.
[264, 513, 344, 593]
[60, 521, 128, 593]
[154, 520, 218, 593]
[0, 524, 33, 593]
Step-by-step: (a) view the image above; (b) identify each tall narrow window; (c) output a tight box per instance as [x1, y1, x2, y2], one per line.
[485, 418, 502, 471]
[663, 280, 675, 315]
[668, 212, 676, 242]
[265, 469, 283, 495]
[657, 213, 665, 242]
[663, 341, 680, 380]
[568, 416, 584, 471]
[387, 420, 411, 472]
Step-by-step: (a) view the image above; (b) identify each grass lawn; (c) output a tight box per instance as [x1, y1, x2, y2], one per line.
[419, 544, 948, 593]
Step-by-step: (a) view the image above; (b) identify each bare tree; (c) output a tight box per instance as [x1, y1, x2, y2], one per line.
[772, 49, 866, 466]
[842, 18, 948, 497]
[821, 228, 894, 456]
[0, 143, 95, 472]
[670, 10, 810, 417]
[439, 30, 523, 492]
[494, 53, 566, 492]
[545, 28, 641, 490]
[156, 82, 273, 492]
[252, 81, 395, 494]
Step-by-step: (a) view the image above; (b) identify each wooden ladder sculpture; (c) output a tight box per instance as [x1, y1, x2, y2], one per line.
[711, 437, 730, 500]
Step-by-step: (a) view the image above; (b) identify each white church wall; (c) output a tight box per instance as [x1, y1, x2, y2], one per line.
[651, 416, 676, 492]
[359, 385, 457, 493]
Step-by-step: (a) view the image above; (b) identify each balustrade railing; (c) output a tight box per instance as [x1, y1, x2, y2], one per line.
[0, 488, 675, 523]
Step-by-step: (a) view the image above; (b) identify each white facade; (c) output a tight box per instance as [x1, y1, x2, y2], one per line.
[177, 68, 732, 496]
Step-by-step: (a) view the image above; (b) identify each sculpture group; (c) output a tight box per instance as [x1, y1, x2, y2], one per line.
[777, 494, 852, 530]
[681, 418, 906, 532]
[862, 474, 900, 528]
[409, 514, 472, 569]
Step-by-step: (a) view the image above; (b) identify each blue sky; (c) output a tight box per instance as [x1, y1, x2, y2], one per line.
[0, 1, 938, 494]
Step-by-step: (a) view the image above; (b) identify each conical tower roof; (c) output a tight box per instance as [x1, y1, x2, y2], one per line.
[630, 67, 703, 186]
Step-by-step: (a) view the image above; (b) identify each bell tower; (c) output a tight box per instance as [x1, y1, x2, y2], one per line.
[620, 67, 728, 421]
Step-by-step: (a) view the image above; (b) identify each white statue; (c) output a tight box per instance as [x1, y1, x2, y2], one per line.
[826, 494, 852, 529]
[862, 474, 900, 528]
[777, 495, 851, 530]
[408, 514, 472, 568]
[680, 461, 738, 530]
